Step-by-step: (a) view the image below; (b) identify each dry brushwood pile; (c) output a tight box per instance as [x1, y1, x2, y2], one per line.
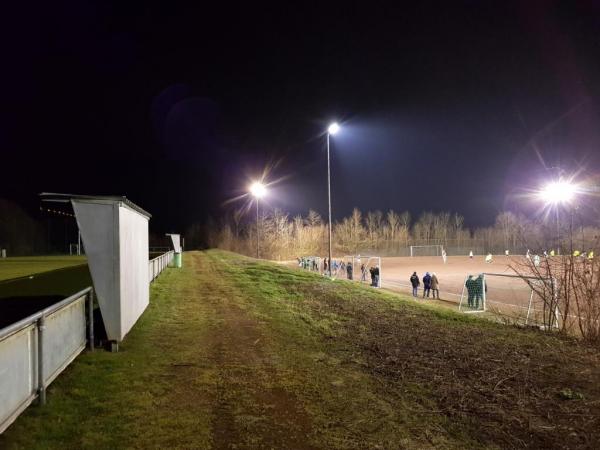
[287, 281, 600, 449]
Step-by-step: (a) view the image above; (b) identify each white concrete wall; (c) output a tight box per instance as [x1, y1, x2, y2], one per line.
[118, 206, 149, 338]
[73, 199, 150, 342]
[72, 201, 121, 340]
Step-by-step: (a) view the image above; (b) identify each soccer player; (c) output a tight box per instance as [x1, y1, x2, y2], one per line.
[442, 248, 447, 264]
[469, 250, 473, 259]
[410, 272, 420, 297]
[534, 254, 541, 267]
[485, 253, 493, 263]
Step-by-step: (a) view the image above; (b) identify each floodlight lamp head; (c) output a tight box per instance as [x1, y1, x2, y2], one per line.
[249, 181, 267, 199]
[539, 180, 577, 205]
[327, 122, 340, 135]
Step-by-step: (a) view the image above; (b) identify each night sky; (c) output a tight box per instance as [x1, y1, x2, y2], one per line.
[2, 1, 600, 233]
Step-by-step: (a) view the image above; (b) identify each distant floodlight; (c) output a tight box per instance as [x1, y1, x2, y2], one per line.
[539, 180, 577, 204]
[249, 181, 267, 199]
[327, 122, 340, 135]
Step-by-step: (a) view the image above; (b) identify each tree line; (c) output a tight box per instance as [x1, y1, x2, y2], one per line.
[199, 208, 600, 260]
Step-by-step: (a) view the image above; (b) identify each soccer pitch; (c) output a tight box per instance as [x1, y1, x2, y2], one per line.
[0, 256, 87, 281]
[0, 256, 91, 329]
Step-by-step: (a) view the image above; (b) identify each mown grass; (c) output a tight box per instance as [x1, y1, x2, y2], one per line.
[0, 256, 87, 281]
[2, 250, 599, 449]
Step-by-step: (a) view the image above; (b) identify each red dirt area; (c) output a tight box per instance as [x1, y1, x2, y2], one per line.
[381, 255, 541, 313]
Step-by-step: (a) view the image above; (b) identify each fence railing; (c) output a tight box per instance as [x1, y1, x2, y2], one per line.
[148, 250, 174, 283]
[1, 250, 176, 434]
[0, 287, 94, 434]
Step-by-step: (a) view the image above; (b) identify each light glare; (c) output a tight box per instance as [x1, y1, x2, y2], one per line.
[249, 181, 267, 198]
[539, 180, 577, 204]
[327, 122, 340, 135]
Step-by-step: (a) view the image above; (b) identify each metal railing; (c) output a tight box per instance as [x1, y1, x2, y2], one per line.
[0, 287, 94, 434]
[148, 250, 174, 283]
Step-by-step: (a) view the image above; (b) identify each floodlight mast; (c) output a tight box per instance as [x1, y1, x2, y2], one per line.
[249, 182, 266, 259]
[326, 122, 339, 276]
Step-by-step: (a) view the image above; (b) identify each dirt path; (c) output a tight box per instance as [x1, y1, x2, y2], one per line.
[188, 252, 314, 449]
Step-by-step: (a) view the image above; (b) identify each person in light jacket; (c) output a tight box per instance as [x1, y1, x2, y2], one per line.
[430, 272, 439, 299]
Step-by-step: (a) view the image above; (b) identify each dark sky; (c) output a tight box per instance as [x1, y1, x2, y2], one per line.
[2, 1, 600, 233]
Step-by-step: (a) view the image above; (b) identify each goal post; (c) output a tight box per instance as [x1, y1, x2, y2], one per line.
[331, 254, 382, 288]
[410, 245, 444, 257]
[459, 272, 561, 328]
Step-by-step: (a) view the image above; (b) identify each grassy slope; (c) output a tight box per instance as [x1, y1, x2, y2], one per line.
[0, 256, 87, 281]
[1, 250, 599, 449]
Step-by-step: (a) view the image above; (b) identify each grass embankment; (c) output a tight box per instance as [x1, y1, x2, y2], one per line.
[1, 250, 599, 449]
[0, 256, 87, 281]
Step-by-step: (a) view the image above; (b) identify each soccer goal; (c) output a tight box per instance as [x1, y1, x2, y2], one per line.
[459, 272, 560, 328]
[410, 245, 444, 257]
[332, 254, 382, 287]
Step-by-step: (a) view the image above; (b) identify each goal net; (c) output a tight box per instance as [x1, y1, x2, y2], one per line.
[331, 254, 382, 287]
[459, 272, 560, 328]
[410, 245, 444, 257]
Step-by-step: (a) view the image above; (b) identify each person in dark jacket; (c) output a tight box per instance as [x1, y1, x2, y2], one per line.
[422, 272, 432, 298]
[465, 275, 476, 308]
[410, 272, 420, 297]
[346, 262, 353, 280]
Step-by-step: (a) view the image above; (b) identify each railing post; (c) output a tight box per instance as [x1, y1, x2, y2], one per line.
[88, 289, 95, 351]
[37, 316, 46, 405]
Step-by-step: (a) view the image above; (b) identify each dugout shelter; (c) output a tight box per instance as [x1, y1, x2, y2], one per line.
[40, 193, 151, 343]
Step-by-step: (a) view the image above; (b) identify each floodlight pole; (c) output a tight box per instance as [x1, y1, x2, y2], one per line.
[256, 198, 260, 259]
[556, 207, 560, 256]
[327, 132, 333, 276]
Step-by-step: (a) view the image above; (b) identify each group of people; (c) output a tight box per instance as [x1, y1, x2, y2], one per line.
[464, 274, 486, 309]
[298, 255, 380, 287]
[409, 271, 440, 299]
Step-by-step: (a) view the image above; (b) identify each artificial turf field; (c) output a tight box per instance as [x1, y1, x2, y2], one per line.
[1, 250, 599, 449]
[0, 256, 87, 281]
[0, 256, 91, 328]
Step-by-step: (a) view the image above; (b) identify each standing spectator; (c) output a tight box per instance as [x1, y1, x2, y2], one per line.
[474, 274, 485, 309]
[346, 262, 353, 280]
[360, 263, 367, 282]
[410, 272, 420, 297]
[423, 272, 432, 298]
[369, 266, 376, 286]
[323, 257, 328, 273]
[465, 275, 476, 308]
[430, 272, 439, 299]
[373, 265, 380, 287]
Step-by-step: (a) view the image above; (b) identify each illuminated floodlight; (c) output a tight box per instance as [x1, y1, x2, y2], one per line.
[249, 181, 267, 198]
[539, 180, 577, 205]
[327, 122, 340, 135]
